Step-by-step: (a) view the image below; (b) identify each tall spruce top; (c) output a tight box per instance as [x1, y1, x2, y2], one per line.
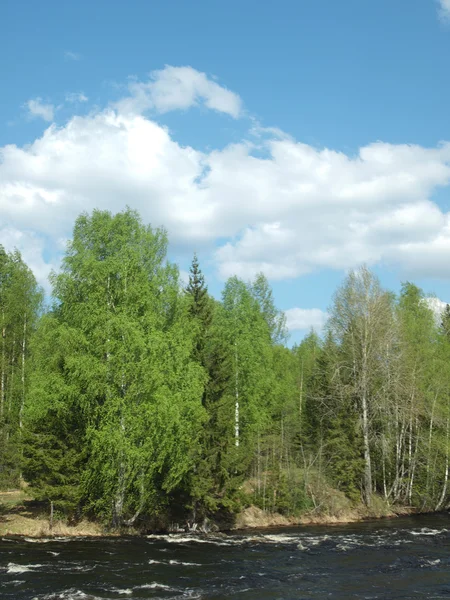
[186, 253, 209, 320]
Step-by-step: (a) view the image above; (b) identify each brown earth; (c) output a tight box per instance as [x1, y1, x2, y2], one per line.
[0, 490, 416, 538]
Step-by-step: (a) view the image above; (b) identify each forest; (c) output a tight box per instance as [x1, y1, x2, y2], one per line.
[1, 207, 450, 529]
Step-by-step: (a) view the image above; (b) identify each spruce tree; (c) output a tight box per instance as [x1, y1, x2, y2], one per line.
[185, 253, 213, 376]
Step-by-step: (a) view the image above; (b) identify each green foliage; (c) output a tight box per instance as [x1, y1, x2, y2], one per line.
[0, 246, 42, 489]
[25, 209, 206, 524]
[3, 213, 450, 526]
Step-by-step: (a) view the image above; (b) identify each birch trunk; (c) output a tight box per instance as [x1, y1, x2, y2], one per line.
[436, 411, 450, 511]
[234, 341, 239, 447]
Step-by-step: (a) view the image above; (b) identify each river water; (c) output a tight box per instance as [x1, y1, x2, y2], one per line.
[2, 514, 450, 599]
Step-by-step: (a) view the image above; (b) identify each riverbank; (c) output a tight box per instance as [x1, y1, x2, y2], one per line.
[0, 490, 418, 538]
[234, 503, 415, 529]
[4, 513, 450, 600]
[0, 491, 105, 537]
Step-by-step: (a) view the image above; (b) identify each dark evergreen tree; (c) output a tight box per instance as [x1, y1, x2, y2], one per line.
[185, 253, 213, 382]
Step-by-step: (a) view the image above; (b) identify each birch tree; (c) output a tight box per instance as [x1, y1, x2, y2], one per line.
[328, 266, 393, 506]
[25, 209, 205, 523]
[0, 247, 42, 488]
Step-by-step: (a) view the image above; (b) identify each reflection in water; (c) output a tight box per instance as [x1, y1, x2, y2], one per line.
[1, 513, 450, 599]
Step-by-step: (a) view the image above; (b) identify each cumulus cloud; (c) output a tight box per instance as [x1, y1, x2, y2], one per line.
[115, 66, 242, 118]
[3, 66, 450, 290]
[438, 0, 450, 20]
[285, 308, 329, 331]
[424, 297, 449, 323]
[213, 140, 450, 279]
[25, 98, 55, 122]
[65, 92, 88, 103]
[0, 227, 57, 292]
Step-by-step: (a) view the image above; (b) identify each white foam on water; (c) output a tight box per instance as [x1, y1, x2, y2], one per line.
[6, 562, 43, 573]
[303, 534, 331, 546]
[145, 526, 449, 554]
[136, 582, 180, 591]
[32, 590, 103, 600]
[336, 543, 352, 551]
[147, 534, 216, 544]
[48, 551, 60, 556]
[262, 534, 298, 544]
[110, 588, 132, 595]
[148, 558, 165, 564]
[410, 528, 447, 536]
[167, 535, 232, 546]
[135, 583, 201, 599]
[25, 536, 73, 543]
[72, 565, 96, 572]
[420, 558, 441, 567]
[169, 559, 201, 566]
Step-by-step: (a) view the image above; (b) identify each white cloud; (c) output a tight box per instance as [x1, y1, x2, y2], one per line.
[0, 227, 57, 292]
[3, 67, 450, 290]
[424, 297, 449, 323]
[25, 98, 55, 122]
[64, 51, 81, 61]
[65, 92, 88, 103]
[285, 308, 329, 331]
[438, 0, 450, 21]
[115, 66, 242, 118]
[213, 140, 450, 279]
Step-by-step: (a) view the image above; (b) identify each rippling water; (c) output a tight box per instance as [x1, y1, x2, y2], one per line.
[2, 514, 450, 599]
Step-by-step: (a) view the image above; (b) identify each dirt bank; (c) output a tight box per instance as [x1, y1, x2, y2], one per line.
[233, 504, 415, 530]
[1, 498, 417, 539]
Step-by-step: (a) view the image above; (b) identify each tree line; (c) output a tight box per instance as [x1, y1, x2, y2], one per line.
[1, 207, 450, 527]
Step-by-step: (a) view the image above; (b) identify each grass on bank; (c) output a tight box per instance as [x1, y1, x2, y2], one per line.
[0, 490, 104, 537]
[0, 477, 416, 538]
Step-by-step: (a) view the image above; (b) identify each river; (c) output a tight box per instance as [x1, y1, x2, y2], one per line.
[1, 513, 450, 599]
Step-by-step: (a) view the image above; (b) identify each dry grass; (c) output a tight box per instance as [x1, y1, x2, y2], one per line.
[0, 490, 105, 538]
[0, 489, 416, 537]
[234, 498, 415, 530]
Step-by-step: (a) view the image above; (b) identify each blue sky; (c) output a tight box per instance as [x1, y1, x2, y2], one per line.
[1, 0, 450, 342]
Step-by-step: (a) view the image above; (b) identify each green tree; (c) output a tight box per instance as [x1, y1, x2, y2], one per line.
[328, 266, 394, 506]
[25, 209, 205, 524]
[251, 273, 287, 345]
[0, 247, 42, 489]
